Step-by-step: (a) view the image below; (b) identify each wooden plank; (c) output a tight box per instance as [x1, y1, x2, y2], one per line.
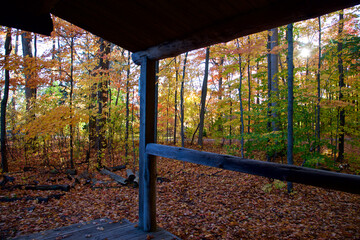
[42, 220, 133, 240]
[131, 0, 359, 64]
[139, 56, 157, 232]
[100, 168, 127, 185]
[13, 218, 119, 240]
[146, 144, 360, 195]
[14, 219, 180, 240]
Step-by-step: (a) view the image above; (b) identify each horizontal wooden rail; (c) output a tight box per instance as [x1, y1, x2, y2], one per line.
[146, 143, 360, 195]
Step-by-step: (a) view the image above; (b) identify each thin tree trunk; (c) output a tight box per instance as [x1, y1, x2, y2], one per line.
[198, 47, 210, 147]
[1, 28, 12, 173]
[131, 88, 137, 171]
[315, 16, 322, 153]
[247, 36, 251, 134]
[229, 84, 233, 146]
[173, 57, 178, 145]
[125, 52, 131, 161]
[166, 79, 170, 142]
[286, 23, 294, 193]
[337, 11, 345, 162]
[154, 61, 159, 142]
[267, 32, 272, 152]
[69, 36, 74, 169]
[216, 55, 225, 139]
[180, 52, 188, 148]
[236, 39, 245, 158]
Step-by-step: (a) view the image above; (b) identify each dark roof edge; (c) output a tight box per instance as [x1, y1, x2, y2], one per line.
[132, 0, 360, 64]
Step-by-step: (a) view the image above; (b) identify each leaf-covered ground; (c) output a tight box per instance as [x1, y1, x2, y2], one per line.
[1, 144, 360, 239]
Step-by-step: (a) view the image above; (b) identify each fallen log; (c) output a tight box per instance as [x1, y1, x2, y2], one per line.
[66, 169, 77, 175]
[126, 169, 136, 183]
[0, 193, 65, 203]
[108, 165, 126, 172]
[157, 177, 171, 183]
[1, 184, 24, 190]
[25, 184, 70, 192]
[100, 169, 126, 185]
[133, 171, 139, 187]
[0, 175, 15, 187]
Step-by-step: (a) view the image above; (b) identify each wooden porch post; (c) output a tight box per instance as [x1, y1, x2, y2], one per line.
[138, 56, 157, 232]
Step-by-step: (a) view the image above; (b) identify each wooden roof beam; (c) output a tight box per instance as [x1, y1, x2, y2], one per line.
[133, 0, 359, 64]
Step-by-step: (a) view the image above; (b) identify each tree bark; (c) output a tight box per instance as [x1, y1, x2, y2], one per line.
[125, 52, 131, 161]
[236, 39, 245, 158]
[173, 57, 178, 145]
[180, 52, 188, 148]
[247, 36, 251, 134]
[337, 11, 345, 162]
[198, 47, 210, 147]
[69, 36, 75, 169]
[267, 28, 279, 162]
[270, 28, 279, 132]
[1, 28, 12, 173]
[21, 32, 36, 113]
[96, 38, 111, 168]
[154, 61, 159, 142]
[316, 16, 322, 153]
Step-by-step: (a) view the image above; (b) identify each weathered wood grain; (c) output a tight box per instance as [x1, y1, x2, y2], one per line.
[138, 56, 157, 232]
[146, 143, 360, 194]
[14, 218, 180, 240]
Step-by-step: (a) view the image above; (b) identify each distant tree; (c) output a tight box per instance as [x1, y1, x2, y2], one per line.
[96, 38, 111, 168]
[236, 39, 245, 158]
[22, 32, 36, 115]
[337, 11, 345, 162]
[1, 28, 12, 173]
[180, 52, 188, 148]
[198, 47, 210, 147]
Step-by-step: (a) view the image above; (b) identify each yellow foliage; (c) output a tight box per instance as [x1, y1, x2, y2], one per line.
[19, 106, 86, 140]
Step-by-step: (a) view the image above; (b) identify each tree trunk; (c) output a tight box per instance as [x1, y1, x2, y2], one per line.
[270, 28, 279, 132]
[96, 38, 111, 168]
[337, 11, 345, 162]
[286, 23, 294, 193]
[217, 55, 224, 137]
[267, 28, 279, 162]
[229, 85, 233, 146]
[267, 33, 272, 140]
[154, 61, 159, 142]
[236, 39, 245, 158]
[22, 32, 36, 113]
[316, 16, 322, 153]
[247, 36, 251, 134]
[125, 52, 131, 162]
[1, 28, 12, 173]
[69, 36, 75, 169]
[180, 52, 188, 148]
[173, 57, 178, 145]
[22, 32, 36, 163]
[198, 47, 210, 147]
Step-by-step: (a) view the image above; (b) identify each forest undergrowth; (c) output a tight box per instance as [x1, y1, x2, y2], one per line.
[1, 141, 360, 239]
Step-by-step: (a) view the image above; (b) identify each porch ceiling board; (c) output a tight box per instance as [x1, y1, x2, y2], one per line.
[2, 0, 359, 60]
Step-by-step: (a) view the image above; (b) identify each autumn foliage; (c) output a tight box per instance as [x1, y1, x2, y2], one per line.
[1, 6, 360, 240]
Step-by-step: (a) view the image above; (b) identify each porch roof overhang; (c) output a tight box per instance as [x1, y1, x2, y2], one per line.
[1, 0, 359, 63]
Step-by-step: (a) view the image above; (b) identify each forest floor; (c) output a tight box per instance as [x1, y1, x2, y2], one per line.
[1, 141, 360, 239]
